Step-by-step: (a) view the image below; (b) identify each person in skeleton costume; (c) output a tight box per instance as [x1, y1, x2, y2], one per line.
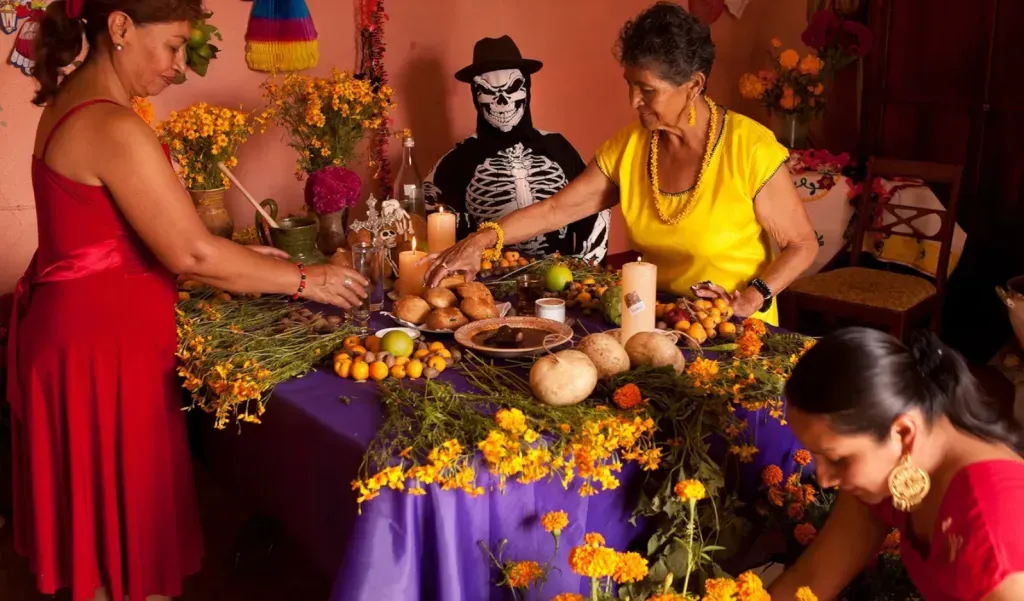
[423, 35, 610, 262]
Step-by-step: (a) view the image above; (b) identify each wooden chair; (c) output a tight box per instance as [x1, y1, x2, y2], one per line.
[782, 157, 963, 341]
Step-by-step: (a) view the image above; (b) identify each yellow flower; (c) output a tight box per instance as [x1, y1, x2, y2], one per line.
[799, 54, 824, 76]
[584, 532, 605, 546]
[551, 595, 585, 601]
[541, 510, 569, 535]
[507, 560, 543, 589]
[612, 551, 648, 584]
[702, 576, 738, 600]
[674, 479, 707, 502]
[795, 586, 818, 601]
[495, 407, 528, 436]
[568, 542, 618, 578]
[737, 571, 768, 600]
[779, 49, 800, 69]
[739, 72, 766, 100]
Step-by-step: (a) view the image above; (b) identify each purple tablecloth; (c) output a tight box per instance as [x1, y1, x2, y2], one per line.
[202, 307, 804, 601]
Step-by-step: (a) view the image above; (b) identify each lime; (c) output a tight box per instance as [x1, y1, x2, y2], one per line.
[195, 44, 213, 60]
[545, 264, 573, 292]
[381, 330, 415, 358]
[187, 27, 210, 50]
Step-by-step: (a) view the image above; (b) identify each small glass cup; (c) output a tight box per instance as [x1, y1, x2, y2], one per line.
[517, 274, 545, 315]
[351, 241, 385, 325]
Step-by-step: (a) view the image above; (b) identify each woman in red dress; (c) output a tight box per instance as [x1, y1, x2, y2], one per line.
[769, 328, 1024, 601]
[7, 1, 368, 600]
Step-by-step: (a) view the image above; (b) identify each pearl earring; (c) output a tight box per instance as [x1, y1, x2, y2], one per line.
[115, 43, 123, 51]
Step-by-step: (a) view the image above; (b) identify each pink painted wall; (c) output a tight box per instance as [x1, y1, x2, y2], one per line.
[0, 0, 808, 293]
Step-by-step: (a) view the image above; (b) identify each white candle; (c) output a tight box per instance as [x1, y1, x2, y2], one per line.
[396, 237, 428, 296]
[427, 210, 457, 253]
[620, 260, 657, 346]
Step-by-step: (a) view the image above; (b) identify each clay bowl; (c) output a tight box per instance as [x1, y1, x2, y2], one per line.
[455, 316, 574, 359]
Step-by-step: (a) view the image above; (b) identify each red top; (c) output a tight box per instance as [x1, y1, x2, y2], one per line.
[871, 460, 1024, 601]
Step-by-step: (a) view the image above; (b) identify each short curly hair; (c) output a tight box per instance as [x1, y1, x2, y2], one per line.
[616, 2, 716, 86]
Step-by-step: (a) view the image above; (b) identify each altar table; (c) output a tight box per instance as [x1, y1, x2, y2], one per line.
[201, 306, 804, 601]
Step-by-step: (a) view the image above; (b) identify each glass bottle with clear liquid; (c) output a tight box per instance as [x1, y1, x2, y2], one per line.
[394, 136, 427, 253]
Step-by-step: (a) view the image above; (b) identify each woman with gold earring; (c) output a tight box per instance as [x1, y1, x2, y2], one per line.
[769, 327, 1024, 601]
[424, 2, 818, 325]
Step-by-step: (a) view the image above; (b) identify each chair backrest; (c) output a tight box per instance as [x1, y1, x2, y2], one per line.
[848, 157, 964, 295]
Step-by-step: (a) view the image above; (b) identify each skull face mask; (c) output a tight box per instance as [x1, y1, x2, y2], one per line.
[472, 69, 528, 133]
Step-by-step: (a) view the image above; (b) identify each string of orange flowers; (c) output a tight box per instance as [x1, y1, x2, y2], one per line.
[359, 0, 393, 197]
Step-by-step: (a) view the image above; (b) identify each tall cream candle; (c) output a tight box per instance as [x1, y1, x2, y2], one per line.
[620, 260, 657, 346]
[396, 237, 428, 297]
[427, 210, 457, 253]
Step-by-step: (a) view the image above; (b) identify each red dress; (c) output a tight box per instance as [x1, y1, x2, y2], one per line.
[871, 459, 1024, 601]
[6, 100, 203, 600]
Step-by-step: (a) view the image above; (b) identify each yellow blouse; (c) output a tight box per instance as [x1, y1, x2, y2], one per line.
[595, 111, 789, 325]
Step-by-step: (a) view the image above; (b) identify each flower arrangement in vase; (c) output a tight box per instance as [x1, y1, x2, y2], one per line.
[739, 41, 827, 149]
[261, 69, 394, 252]
[156, 103, 267, 238]
[740, 9, 871, 149]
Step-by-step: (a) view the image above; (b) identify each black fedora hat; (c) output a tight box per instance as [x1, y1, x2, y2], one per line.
[454, 35, 543, 83]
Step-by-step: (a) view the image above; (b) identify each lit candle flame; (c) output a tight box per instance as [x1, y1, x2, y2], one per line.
[638, 255, 643, 263]
[411, 236, 417, 252]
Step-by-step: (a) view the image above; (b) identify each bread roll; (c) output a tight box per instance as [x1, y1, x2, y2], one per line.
[425, 307, 470, 331]
[461, 297, 498, 321]
[423, 287, 458, 309]
[456, 281, 493, 303]
[394, 295, 432, 325]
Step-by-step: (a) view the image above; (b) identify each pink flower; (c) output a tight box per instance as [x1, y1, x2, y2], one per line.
[801, 10, 841, 50]
[841, 20, 873, 57]
[304, 166, 362, 214]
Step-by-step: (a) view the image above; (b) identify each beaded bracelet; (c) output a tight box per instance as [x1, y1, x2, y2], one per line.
[477, 222, 504, 262]
[292, 263, 307, 300]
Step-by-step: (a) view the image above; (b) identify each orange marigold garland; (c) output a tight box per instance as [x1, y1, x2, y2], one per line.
[359, 0, 393, 195]
[612, 382, 643, 409]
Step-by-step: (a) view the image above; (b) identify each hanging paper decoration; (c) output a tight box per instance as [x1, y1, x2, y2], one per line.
[724, 0, 752, 19]
[7, 0, 44, 76]
[358, 0, 392, 196]
[690, 0, 726, 24]
[244, 0, 319, 72]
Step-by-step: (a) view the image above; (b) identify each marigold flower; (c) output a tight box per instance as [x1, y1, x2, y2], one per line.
[795, 586, 819, 601]
[737, 571, 767, 599]
[612, 551, 649, 584]
[613, 383, 644, 410]
[568, 542, 618, 578]
[541, 510, 569, 535]
[767, 486, 785, 507]
[793, 449, 812, 466]
[650, 594, 688, 601]
[798, 54, 824, 76]
[771, 37, 782, 48]
[735, 330, 763, 358]
[779, 49, 800, 69]
[495, 408, 528, 436]
[551, 595, 585, 601]
[762, 465, 784, 487]
[787, 502, 805, 519]
[507, 560, 543, 588]
[674, 479, 707, 502]
[702, 576, 738, 600]
[739, 72, 767, 100]
[686, 357, 720, 384]
[794, 522, 817, 545]
[882, 529, 901, 555]
[584, 532, 605, 546]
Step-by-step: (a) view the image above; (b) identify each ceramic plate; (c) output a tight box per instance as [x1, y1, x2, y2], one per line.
[454, 316, 574, 359]
[383, 302, 512, 336]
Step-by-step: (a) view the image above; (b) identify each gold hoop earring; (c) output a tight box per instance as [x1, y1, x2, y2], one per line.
[888, 453, 930, 512]
[687, 103, 697, 127]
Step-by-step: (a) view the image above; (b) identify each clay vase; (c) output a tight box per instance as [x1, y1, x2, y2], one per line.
[188, 188, 233, 238]
[255, 198, 326, 266]
[315, 209, 348, 256]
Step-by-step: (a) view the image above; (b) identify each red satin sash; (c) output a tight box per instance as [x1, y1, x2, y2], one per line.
[5, 238, 130, 419]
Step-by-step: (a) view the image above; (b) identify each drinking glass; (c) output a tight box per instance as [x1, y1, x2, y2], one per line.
[351, 242, 384, 325]
[516, 274, 544, 315]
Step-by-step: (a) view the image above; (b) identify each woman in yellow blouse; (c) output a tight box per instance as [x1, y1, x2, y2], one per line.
[425, 2, 817, 323]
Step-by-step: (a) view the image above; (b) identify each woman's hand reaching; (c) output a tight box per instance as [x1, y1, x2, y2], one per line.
[300, 264, 369, 309]
[691, 281, 763, 319]
[421, 231, 494, 288]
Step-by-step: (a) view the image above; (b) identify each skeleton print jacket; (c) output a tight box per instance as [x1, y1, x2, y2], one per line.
[423, 132, 610, 262]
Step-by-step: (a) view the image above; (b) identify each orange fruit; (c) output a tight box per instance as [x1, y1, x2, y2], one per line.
[718, 322, 737, 336]
[344, 335, 362, 349]
[696, 311, 709, 322]
[694, 299, 713, 311]
[723, 306, 735, 320]
[674, 319, 691, 332]
[577, 292, 592, 304]
[334, 361, 352, 379]
[390, 364, 407, 379]
[517, 258, 529, 267]
[365, 335, 382, 353]
[369, 361, 389, 381]
[407, 360, 424, 379]
[428, 341, 446, 352]
[687, 323, 708, 345]
[394, 356, 410, 367]
[435, 348, 452, 359]
[713, 298, 730, 311]
[427, 356, 447, 373]
[499, 259, 511, 267]
[414, 348, 431, 359]
[481, 260, 494, 270]
[351, 361, 370, 382]
[177, 291, 191, 301]
[350, 345, 368, 356]
[582, 277, 596, 286]
[709, 308, 721, 320]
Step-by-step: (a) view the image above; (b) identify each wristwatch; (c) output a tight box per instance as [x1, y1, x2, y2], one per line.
[748, 277, 773, 313]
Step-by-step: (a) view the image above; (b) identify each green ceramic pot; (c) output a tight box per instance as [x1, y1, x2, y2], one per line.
[255, 198, 326, 266]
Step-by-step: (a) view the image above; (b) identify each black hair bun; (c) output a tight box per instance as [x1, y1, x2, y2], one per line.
[909, 330, 944, 378]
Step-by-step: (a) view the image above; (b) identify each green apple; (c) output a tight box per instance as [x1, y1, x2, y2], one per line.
[545, 264, 573, 292]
